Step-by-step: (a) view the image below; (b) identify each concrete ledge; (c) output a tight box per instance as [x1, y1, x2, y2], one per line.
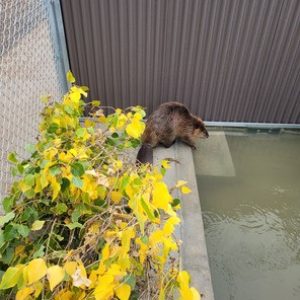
[154, 143, 215, 300]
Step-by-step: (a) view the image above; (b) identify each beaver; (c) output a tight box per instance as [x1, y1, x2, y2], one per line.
[136, 102, 209, 164]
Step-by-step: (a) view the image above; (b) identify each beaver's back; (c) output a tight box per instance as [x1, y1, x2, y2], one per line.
[142, 102, 195, 147]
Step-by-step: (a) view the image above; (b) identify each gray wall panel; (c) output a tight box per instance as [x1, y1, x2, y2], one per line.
[61, 0, 300, 124]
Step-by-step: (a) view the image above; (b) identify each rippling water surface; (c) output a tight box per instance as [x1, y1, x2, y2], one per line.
[195, 130, 300, 300]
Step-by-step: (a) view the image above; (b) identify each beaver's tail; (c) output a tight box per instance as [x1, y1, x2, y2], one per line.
[136, 144, 153, 165]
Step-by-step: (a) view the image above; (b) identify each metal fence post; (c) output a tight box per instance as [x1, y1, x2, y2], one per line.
[46, 0, 70, 93]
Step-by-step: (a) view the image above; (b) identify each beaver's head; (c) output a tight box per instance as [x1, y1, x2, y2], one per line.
[193, 117, 209, 139]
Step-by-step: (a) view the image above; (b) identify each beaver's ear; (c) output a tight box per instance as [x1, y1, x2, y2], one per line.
[193, 117, 203, 128]
[194, 118, 209, 138]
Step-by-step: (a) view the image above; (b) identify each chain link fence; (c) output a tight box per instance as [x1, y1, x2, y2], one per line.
[0, 0, 68, 199]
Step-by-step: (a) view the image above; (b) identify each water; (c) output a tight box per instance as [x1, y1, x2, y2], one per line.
[194, 129, 300, 300]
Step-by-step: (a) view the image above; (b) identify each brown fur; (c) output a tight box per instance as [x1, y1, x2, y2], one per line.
[136, 102, 208, 164]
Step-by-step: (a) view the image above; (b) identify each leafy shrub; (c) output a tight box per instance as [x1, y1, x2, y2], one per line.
[0, 72, 200, 299]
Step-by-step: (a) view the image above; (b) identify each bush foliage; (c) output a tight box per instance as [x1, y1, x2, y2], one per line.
[0, 72, 200, 299]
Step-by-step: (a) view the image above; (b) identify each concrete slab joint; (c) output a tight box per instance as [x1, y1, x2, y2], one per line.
[154, 143, 215, 300]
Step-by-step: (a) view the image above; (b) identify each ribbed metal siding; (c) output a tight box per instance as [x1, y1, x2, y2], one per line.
[61, 0, 300, 123]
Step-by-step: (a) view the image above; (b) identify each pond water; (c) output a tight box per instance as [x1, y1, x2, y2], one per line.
[194, 129, 300, 300]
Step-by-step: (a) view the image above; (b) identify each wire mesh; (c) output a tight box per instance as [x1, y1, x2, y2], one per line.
[0, 0, 65, 199]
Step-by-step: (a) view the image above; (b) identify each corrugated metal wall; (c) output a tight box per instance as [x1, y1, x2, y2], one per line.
[61, 0, 300, 124]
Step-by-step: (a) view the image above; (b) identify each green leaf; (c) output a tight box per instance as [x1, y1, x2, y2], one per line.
[0, 266, 23, 290]
[140, 236, 149, 244]
[171, 198, 181, 207]
[31, 220, 45, 231]
[75, 128, 85, 138]
[53, 233, 64, 242]
[17, 164, 24, 174]
[54, 203, 68, 214]
[160, 167, 166, 176]
[87, 127, 94, 134]
[123, 274, 136, 290]
[71, 209, 81, 223]
[11, 167, 18, 177]
[49, 165, 61, 176]
[120, 176, 130, 191]
[3, 225, 18, 241]
[66, 222, 83, 230]
[25, 144, 35, 154]
[66, 70, 75, 83]
[71, 162, 85, 177]
[111, 132, 119, 138]
[64, 105, 74, 115]
[7, 152, 18, 164]
[14, 224, 30, 237]
[72, 176, 83, 188]
[1, 247, 14, 264]
[2, 196, 14, 213]
[0, 212, 15, 227]
[140, 198, 155, 221]
[20, 207, 38, 223]
[33, 245, 45, 258]
[130, 139, 141, 148]
[24, 189, 35, 199]
[24, 174, 35, 187]
[61, 178, 70, 192]
[0, 230, 5, 249]
[48, 123, 59, 134]
[106, 137, 116, 146]
[91, 100, 100, 107]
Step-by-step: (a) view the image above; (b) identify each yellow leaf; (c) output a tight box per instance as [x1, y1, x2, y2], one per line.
[71, 85, 88, 97]
[64, 261, 77, 276]
[111, 191, 123, 204]
[125, 119, 145, 139]
[161, 160, 171, 169]
[177, 271, 200, 300]
[163, 216, 180, 236]
[115, 283, 131, 300]
[181, 186, 191, 194]
[16, 287, 34, 300]
[113, 160, 123, 170]
[27, 258, 47, 285]
[66, 70, 75, 83]
[15, 245, 25, 256]
[177, 271, 190, 286]
[0, 265, 24, 289]
[18, 181, 31, 193]
[72, 261, 91, 288]
[176, 180, 188, 188]
[43, 148, 58, 160]
[191, 287, 201, 300]
[149, 230, 164, 245]
[49, 176, 61, 200]
[98, 115, 106, 123]
[152, 182, 172, 210]
[47, 265, 65, 291]
[40, 95, 51, 104]
[31, 220, 45, 231]
[32, 281, 43, 298]
[54, 289, 73, 300]
[88, 222, 100, 234]
[59, 152, 73, 163]
[70, 91, 81, 103]
[84, 119, 95, 128]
